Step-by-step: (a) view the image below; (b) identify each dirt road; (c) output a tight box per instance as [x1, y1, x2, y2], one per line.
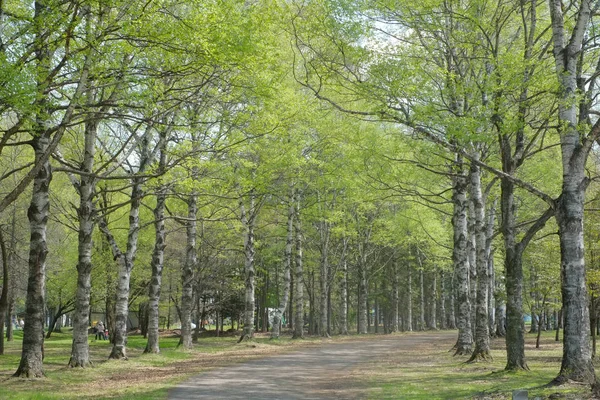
[168, 330, 457, 400]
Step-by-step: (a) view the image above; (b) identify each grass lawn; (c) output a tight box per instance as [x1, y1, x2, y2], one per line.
[0, 329, 324, 400]
[360, 330, 598, 399]
[0, 328, 598, 399]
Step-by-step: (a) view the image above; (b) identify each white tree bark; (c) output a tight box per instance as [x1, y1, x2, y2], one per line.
[392, 260, 399, 332]
[406, 263, 413, 332]
[271, 190, 294, 339]
[145, 132, 168, 353]
[358, 252, 368, 334]
[548, 0, 596, 384]
[14, 133, 51, 377]
[15, 1, 90, 377]
[439, 270, 447, 330]
[419, 266, 425, 331]
[293, 190, 304, 339]
[318, 220, 331, 337]
[453, 156, 472, 355]
[180, 190, 197, 349]
[467, 200, 477, 340]
[239, 190, 257, 341]
[429, 271, 437, 330]
[339, 238, 349, 335]
[100, 130, 152, 360]
[68, 117, 97, 368]
[467, 157, 491, 362]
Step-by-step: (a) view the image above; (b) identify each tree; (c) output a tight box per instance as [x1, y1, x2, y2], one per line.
[0, 227, 9, 355]
[547, 0, 600, 385]
[14, 1, 92, 378]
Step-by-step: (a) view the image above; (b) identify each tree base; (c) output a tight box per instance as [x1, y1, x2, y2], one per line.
[237, 333, 253, 343]
[453, 345, 472, 356]
[108, 345, 128, 360]
[550, 369, 597, 387]
[67, 357, 93, 368]
[467, 349, 493, 363]
[143, 346, 160, 354]
[505, 360, 529, 371]
[13, 365, 45, 378]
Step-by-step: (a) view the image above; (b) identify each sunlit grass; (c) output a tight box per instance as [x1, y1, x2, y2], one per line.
[2, 328, 597, 399]
[364, 330, 596, 399]
[0, 328, 336, 399]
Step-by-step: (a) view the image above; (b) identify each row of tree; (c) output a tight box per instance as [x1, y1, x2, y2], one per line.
[292, 0, 600, 387]
[0, 0, 599, 393]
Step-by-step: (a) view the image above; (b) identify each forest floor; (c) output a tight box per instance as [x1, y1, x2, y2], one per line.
[0, 328, 597, 399]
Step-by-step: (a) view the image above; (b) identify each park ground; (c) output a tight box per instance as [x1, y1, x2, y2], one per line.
[0, 329, 597, 399]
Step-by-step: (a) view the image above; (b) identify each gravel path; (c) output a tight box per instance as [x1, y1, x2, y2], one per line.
[168, 331, 457, 400]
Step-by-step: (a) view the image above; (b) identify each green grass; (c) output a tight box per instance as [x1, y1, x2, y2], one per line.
[2, 329, 596, 399]
[0, 329, 332, 400]
[364, 330, 596, 399]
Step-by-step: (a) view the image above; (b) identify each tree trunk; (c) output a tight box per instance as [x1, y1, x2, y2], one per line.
[339, 240, 349, 335]
[289, 269, 294, 330]
[406, 263, 413, 332]
[555, 308, 562, 342]
[292, 190, 304, 339]
[319, 220, 330, 337]
[486, 204, 496, 338]
[358, 259, 368, 334]
[467, 157, 491, 362]
[99, 172, 144, 360]
[105, 262, 116, 344]
[429, 271, 437, 330]
[180, 190, 197, 349]
[5, 211, 17, 343]
[468, 199, 477, 340]
[499, 139, 540, 370]
[309, 270, 316, 334]
[392, 260, 399, 332]
[452, 156, 472, 356]
[376, 289, 382, 333]
[6, 295, 14, 342]
[439, 270, 446, 330]
[548, 0, 596, 385]
[0, 228, 8, 355]
[14, 133, 52, 378]
[419, 266, 425, 331]
[106, 247, 131, 360]
[536, 296, 548, 350]
[448, 273, 457, 330]
[555, 183, 594, 382]
[495, 297, 506, 337]
[239, 190, 256, 342]
[144, 141, 168, 353]
[271, 191, 294, 339]
[68, 116, 98, 368]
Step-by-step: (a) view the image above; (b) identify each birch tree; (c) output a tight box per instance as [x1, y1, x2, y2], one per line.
[13, 1, 91, 378]
[271, 188, 294, 339]
[547, 0, 600, 385]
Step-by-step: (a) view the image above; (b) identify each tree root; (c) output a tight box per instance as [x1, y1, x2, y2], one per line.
[453, 345, 472, 356]
[467, 349, 492, 363]
[108, 346, 128, 360]
[13, 366, 45, 378]
[504, 361, 529, 372]
[237, 333, 252, 343]
[67, 357, 93, 368]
